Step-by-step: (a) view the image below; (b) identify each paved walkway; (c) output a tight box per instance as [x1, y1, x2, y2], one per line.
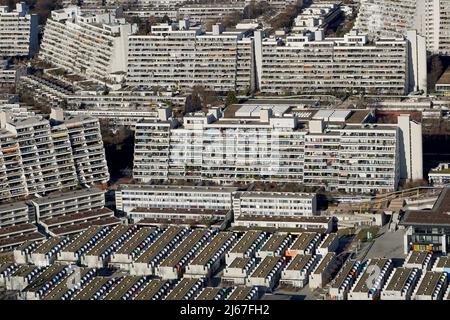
[365, 227, 406, 260]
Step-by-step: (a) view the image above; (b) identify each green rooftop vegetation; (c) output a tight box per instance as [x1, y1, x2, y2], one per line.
[429, 169, 450, 174]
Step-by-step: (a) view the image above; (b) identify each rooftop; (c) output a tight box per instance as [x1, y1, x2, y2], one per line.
[401, 188, 450, 227]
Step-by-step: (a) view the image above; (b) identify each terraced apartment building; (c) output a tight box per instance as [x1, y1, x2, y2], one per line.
[39, 6, 137, 85]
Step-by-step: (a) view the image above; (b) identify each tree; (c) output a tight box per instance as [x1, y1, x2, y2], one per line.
[222, 11, 242, 28]
[184, 91, 202, 114]
[244, 0, 271, 19]
[225, 91, 238, 107]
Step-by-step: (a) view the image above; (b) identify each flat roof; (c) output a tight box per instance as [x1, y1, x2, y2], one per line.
[195, 287, 221, 300]
[84, 225, 131, 256]
[24, 264, 67, 293]
[401, 188, 450, 227]
[135, 226, 185, 263]
[165, 278, 202, 300]
[40, 208, 114, 227]
[32, 237, 64, 255]
[134, 279, 168, 300]
[260, 234, 290, 253]
[351, 259, 389, 293]
[61, 226, 105, 253]
[119, 184, 238, 193]
[160, 229, 209, 267]
[115, 227, 155, 255]
[189, 232, 234, 267]
[331, 260, 356, 289]
[30, 188, 104, 205]
[103, 276, 144, 300]
[136, 217, 223, 227]
[239, 191, 316, 199]
[435, 256, 450, 269]
[436, 66, 450, 85]
[406, 251, 430, 266]
[0, 201, 28, 212]
[236, 215, 331, 223]
[49, 217, 121, 236]
[385, 267, 416, 292]
[229, 231, 264, 254]
[289, 232, 320, 251]
[228, 257, 253, 269]
[0, 231, 45, 249]
[0, 223, 37, 238]
[250, 256, 281, 279]
[227, 286, 255, 300]
[131, 207, 228, 216]
[320, 233, 338, 248]
[72, 277, 110, 300]
[415, 271, 444, 297]
[11, 264, 42, 278]
[43, 268, 90, 300]
[286, 254, 314, 271]
[313, 252, 336, 274]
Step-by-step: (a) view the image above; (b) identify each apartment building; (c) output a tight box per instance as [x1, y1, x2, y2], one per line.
[401, 188, 450, 254]
[133, 107, 305, 185]
[51, 113, 110, 186]
[0, 201, 30, 228]
[0, 60, 26, 87]
[0, 104, 35, 121]
[27, 187, 105, 221]
[0, 113, 108, 202]
[133, 106, 421, 194]
[39, 6, 138, 84]
[67, 88, 186, 108]
[61, 108, 158, 130]
[1, 116, 77, 197]
[254, 30, 411, 95]
[232, 191, 317, 218]
[126, 20, 255, 93]
[244, 0, 299, 11]
[17, 74, 74, 109]
[0, 2, 38, 58]
[116, 184, 237, 214]
[292, 2, 342, 33]
[428, 163, 450, 186]
[356, 0, 450, 54]
[178, 4, 245, 24]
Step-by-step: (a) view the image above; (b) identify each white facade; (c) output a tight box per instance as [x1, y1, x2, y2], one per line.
[0, 2, 38, 57]
[406, 30, 428, 94]
[292, 2, 342, 33]
[116, 184, 236, 214]
[356, 0, 450, 54]
[39, 6, 137, 84]
[51, 115, 110, 186]
[132, 108, 422, 194]
[0, 114, 108, 202]
[178, 4, 245, 24]
[233, 191, 317, 218]
[126, 21, 255, 93]
[28, 188, 105, 221]
[0, 201, 29, 228]
[254, 30, 410, 95]
[397, 114, 423, 181]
